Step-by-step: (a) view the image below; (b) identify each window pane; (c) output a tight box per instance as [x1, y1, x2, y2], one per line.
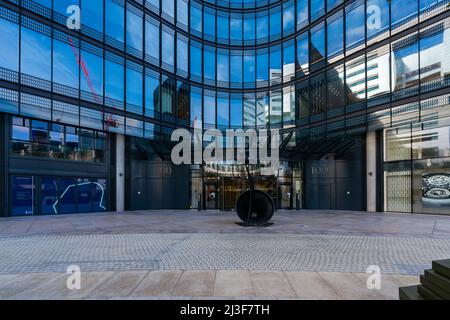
[217, 14, 230, 42]
[327, 65, 345, 111]
[204, 10, 216, 39]
[105, 58, 124, 106]
[283, 3, 295, 34]
[244, 53, 255, 86]
[230, 16, 243, 42]
[204, 46, 216, 83]
[391, 0, 418, 29]
[190, 89, 202, 126]
[257, 51, 268, 83]
[161, 76, 175, 119]
[217, 96, 229, 129]
[12, 124, 29, 141]
[204, 93, 216, 127]
[145, 19, 159, 63]
[230, 53, 242, 86]
[327, 12, 344, 59]
[21, 26, 51, 81]
[59, 178, 77, 214]
[296, 33, 309, 76]
[145, 72, 159, 118]
[190, 42, 202, 80]
[190, 3, 202, 34]
[367, 0, 390, 41]
[162, 0, 175, 19]
[105, 0, 124, 44]
[420, 22, 448, 93]
[82, 0, 103, 33]
[270, 90, 282, 125]
[177, 35, 188, 74]
[54, 0, 78, 17]
[310, 73, 326, 115]
[177, 81, 189, 124]
[177, 0, 188, 27]
[346, 56, 366, 105]
[12, 176, 34, 216]
[270, 46, 281, 85]
[297, 81, 309, 120]
[161, 28, 174, 70]
[244, 15, 255, 42]
[80, 49, 103, 99]
[367, 45, 391, 100]
[0, 16, 19, 72]
[126, 66, 143, 114]
[283, 86, 295, 126]
[53, 38, 79, 90]
[34, 0, 51, 8]
[297, 0, 308, 29]
[126, 9, 143, 54]
[256, 14, 268, 41]
[244, 95, 256, 127]
[230, 96, 243, 128]
[217, 51, 229, 83]
[392, 35, 419, 98]
[346, 2, 365, 51]
[269, 10, 281, 38]
[310, 0, 325, 21]
[256, 94, 269, 126]
[283, 42, 295, 82]
[310, 23, 325, 66]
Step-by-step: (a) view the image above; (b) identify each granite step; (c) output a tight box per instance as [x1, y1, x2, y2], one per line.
[399, 285, 424, 300]
[420, 275, 450, 300]
[432, 260, 450, 279]
[418, 284, 443, 300]
[424, 269, 450, 295]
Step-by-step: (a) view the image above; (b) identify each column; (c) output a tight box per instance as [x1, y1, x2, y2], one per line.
[116, 133, 125, 212]
[366, 131, 377, 212]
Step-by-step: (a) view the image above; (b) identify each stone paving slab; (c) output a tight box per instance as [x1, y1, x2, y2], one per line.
[89, 271, 148, 299]
[284, 271, 340, 300]
[250, 271, 296, 298]
[130, 270, 182, 298]
[318, 272, 384, 300]
[0, 270, 420, 300]
[1, 210, 449, 238]
[172, 270, 216, 297]
[214, 270, 254, 297]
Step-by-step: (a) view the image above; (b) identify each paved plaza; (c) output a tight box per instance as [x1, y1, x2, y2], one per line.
[0, 210, 449, 299]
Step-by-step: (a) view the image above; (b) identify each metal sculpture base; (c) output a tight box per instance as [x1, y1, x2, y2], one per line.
[235, 222, 274, 227]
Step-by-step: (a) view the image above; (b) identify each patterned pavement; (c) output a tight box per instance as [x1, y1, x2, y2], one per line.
[0, 232, 449, 275]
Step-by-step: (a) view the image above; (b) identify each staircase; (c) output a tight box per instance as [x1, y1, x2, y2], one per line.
[399, 260, 450, 300]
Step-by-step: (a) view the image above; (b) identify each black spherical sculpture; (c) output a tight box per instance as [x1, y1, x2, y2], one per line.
[236, 190, 275, 225]
[235, 164, 275, 227]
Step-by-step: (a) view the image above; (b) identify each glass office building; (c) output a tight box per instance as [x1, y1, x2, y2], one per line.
[0, 0, 449, 216]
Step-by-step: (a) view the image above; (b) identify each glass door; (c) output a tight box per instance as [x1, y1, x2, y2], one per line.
[280, 183, 293, 209]
[205, 183, 218, 209]
[221, 177, 246, 211]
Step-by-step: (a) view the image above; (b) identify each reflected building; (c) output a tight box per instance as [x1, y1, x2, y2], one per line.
[0, 0, 450, 216]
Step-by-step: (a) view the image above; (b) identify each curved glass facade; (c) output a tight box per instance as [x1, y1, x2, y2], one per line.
[0, 0, 449, 135]
[1, 0, 450, 215]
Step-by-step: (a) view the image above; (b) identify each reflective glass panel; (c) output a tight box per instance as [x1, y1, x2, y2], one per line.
[0, 16, 19, 72]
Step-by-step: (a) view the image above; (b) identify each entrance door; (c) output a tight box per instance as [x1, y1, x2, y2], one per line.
[205, 183, 218, 209]
[280, 184, 293, 209]
[221, 177, 246, 211]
